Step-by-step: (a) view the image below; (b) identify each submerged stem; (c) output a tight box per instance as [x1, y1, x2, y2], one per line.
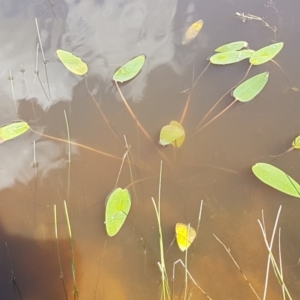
[54, 205, 69, 299]
[9, 70, 18, 116]
[35, 18, 52, 101]
[191, 99, 237, 137]
[195, 64, 252, 129]
[64, 201, 78, 297]
[5, 242, 23, 300]
[213, 235, 261, 300]
[64, 110, 71, 201]
[115, 81, 172, 167]
[180, 62, 210, 125]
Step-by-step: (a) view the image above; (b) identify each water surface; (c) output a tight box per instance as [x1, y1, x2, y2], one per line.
[0, 0, 300, 299]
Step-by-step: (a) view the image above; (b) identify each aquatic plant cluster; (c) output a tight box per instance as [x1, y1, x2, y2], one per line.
[1, 16, 298, 300]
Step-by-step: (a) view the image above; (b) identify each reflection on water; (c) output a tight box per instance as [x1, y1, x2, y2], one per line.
[0, 0, 300, 299]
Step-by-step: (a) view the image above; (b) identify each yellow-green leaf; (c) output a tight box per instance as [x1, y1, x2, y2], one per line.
[56, 49, 88, 75]
[210, 50, 254, 65]
[175, 223, 196, 252]
[170, 121, 185, 148]
[0, 121, 30, 143]
[182, 19, 204, 45]
[252, 163, 300, 198]
[250, 42, 284, 65]
[159, 121, 185, 147]
[292, 135, 300, 149]
[113, 55, 146, 83]
[232, 72, 269, 102]
[215, 41, 248, 52]
[105, 188, 131, 237]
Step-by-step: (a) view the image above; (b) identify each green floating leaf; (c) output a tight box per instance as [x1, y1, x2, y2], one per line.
[113, 55, 146, 83]
[232, 72, 269, 102]
[252, 163, 300, 198]
[105, 188, 131, 237]
[250, 42, 284, 65]
[215, 41, 248, 52]
[182, 19, 204, 45]
[56, 49, 88, 75]
[292, 135, 300, 149]
[210, 50, 254, 65]
[0, 121, 30, 144]
[159, 121, 185, 148]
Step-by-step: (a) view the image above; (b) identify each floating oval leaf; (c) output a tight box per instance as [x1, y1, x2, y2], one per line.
[250, 42, 284, 65]
[56, 49, 88, 75]
[113, 55, 146, 83]
[292, 135, 300, 149]
[182, 19, 204, 45]
[252, 163, 300, 198]
[215, 41, 248, 52]
[105, 188, 131, 237]
[232, 72, 269, 102]
[210, 50, 254, 65]
[175, 223, 196, 252]
[159, 121, 185, 147]
[170, 121, 185, 148]
[0, 121, 30, 144]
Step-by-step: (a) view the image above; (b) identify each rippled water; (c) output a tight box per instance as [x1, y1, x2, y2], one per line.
[0, 0, 300, 299]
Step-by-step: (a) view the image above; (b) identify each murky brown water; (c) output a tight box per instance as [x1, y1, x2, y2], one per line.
[1, 0, 300, 299]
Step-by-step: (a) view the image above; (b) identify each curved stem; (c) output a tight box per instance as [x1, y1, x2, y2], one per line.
[180, 62, 211, 125]
[191, 99, 237, 137]
[30, 128, 121, 160]
[196, 64, 252, 129]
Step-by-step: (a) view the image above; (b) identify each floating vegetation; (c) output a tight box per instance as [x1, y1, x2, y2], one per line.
[113, 55, 146, 83]
[56, 49, 88, 75]
[250, 42, 284, 65]
[0, 121, 30, 143]
[159, 121, 185, 148]
[182, 19, 204, 45]
[210, 50, 254, 65]
[175, 223, 196, 252]
[105, 188, 131, 237]
[252, 163, 300, 198]
[232, 72, 269, 102]
[215, 41, 248, 52]
[2, 7, 297, 299]
[292, 135, 300, 149]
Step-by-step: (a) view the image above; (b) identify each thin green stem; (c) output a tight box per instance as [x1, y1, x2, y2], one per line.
[64, 110, 71, 201]
[64, 201, 78, 297]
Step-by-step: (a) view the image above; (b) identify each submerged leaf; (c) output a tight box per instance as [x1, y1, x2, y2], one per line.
[215, 41, 248, 52]
[113, 55, 146, 83]
[210, 50, 254, 65]
[252, 163, 300, 198]
[0, 121, 30, 143]
[292, 135, 300, 149]
[250, 42, 284, 65]
[182, 19, 204, 45]
[105, 188, 131, 237]
[232, 72, 269, 102]
[56, 49, 88, 75]
[159, 121, 185, 147]
[175, 223, 196, 252]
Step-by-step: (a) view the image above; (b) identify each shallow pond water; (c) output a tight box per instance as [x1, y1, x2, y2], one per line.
[1, 0, 300, 299]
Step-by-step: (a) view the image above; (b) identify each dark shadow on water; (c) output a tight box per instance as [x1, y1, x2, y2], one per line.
[0, 217, 76, 300]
